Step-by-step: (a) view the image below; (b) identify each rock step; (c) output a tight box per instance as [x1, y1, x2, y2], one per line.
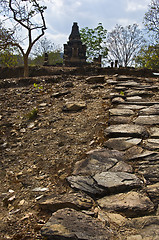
[97, 191, 155, 218]
[41, 75, 159, 239]
[105, 124, 149, 138]
[134, 115, 159, 125]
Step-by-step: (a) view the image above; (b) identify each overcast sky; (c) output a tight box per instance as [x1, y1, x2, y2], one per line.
[44, 0, 150, 48]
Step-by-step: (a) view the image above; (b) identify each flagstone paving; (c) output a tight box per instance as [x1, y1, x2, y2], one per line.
[38, 74, 159, 239]
[39, 74, 159, 239]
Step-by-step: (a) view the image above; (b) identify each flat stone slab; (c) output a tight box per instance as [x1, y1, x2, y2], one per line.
[38, 192, 94, 212]
[108, 116, 132, 124]
[107, 79, 118, 85]
[112, 97, 125, 104]
[127, 150, 156, 161]
[109, 161, 133, 173]
[109, 108, 134, 116]
[105, 124, 149, 138]
[41, 208, 111, 240]
[73, 148, 133, 176]
[52, 91, 71, 98]
[126, 96, 143, 102]
[132, 153, 159, 183]
[86, 148, 123, 162]
[67, 175, 105, 196]
[138, 163, 159, 184]
[144, 139, 159, 150]
[97, 191, 154, 217]
[139, 105, 159, 115]
[116, 81, 140, 87]
[104, 138, 141, 151]
[94, 172, 143, 193]
[119, 102, 159, 106]
[63, 101, 86, 112]
[98, 210, 127, 226]
[67, 171, 142, 196]
[126, 90, 153, 97]
[72, 156, 118, 176]
[146, 183, 159, 204]
[109, 93, 125, 99]
[130, 216, 159, 239]
[114, 86, 127, 91]
[86, 75, 106, 84]
[117, 104, 146, 110]
[116, 76, 138, 81]
[134, 115, 159, 125]
[149, 127, 159, 138]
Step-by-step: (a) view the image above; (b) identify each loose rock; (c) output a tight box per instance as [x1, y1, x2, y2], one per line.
[97, 191, 155, 217]
[41, 208, 112, 240]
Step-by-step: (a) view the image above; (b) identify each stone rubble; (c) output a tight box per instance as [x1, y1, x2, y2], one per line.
[1, 73, 159, 239]
[40, 74, 159, 239]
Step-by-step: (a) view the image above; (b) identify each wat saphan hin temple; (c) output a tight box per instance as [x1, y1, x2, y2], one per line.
[63, 22, 87, 67]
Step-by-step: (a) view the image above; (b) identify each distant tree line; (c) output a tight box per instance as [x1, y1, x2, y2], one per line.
[80, 0, 159, 69]
[0, 0, 158, 77]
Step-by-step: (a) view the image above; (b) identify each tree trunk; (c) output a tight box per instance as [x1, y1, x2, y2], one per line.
[23, 54, 29, 77]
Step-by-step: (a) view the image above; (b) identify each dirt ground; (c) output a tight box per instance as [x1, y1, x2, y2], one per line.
[0, 73, 112, 239]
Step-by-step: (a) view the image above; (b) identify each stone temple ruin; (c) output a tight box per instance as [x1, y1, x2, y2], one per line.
[63, 22, 87, 67]
[43, 22, 102, 67]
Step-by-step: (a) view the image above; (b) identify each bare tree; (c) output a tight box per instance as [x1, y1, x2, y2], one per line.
[31, 36, 60, 57]
[31, 36, 62, 65]
[0, 0, 47, 77]
[107, 24, 144, 67]
[144, 0, 159, 39]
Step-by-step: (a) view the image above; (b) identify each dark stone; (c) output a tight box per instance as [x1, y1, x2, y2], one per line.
[86, 75, 105, 84]
[38, 192, 94, 212]
[86, 148, 123, 162]
[41, 208, 111, 239]
[93, 171, 143, 193]
[67, 175, 105, 196]
[104, 138, 141, 151]
[72, 156, 118, 176]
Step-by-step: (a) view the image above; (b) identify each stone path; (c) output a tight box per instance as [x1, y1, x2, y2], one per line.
[40, 75, 159, 240]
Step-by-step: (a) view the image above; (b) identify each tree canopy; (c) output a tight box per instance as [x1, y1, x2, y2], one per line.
[0, 0, 47, 76]
[135, 44, 159, 69]
[144, 0, 159, 39]
[80, 23, 108, 62]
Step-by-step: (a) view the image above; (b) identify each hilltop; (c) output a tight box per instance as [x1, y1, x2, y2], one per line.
[0, 68, 159, 239]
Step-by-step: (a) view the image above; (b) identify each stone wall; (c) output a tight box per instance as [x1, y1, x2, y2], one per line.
[0, 65, 158, 79]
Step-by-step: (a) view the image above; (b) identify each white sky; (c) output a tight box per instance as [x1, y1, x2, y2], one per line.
[44, 0, 150, 48]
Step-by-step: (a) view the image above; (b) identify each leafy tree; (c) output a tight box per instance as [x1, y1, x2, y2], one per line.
[107, 24, 144, 67]
[49, 51, 63, 65]
[80, 23, 108, 62]
[135, 44, 159, 69]
[0, 46, 18, 67]
[31, 51, 63, 66]
[0, 0, 47, 77]
[144, 0, 159, 39]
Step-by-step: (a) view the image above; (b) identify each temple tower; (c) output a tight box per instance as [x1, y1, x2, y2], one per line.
[63, 22, 87, 66]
